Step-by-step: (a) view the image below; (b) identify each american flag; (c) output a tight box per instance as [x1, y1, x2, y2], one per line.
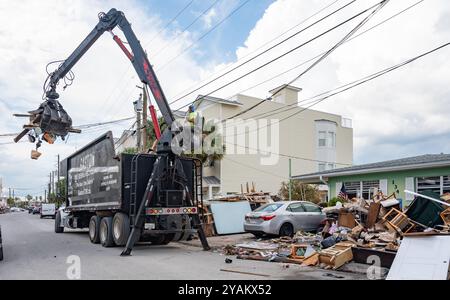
[338, 184, 348, 201]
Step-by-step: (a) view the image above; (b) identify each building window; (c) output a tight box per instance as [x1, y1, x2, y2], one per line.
[318, 131, 327, 147]
[318, 163, 326, 172]
[328, 132, 336, 148]
[417, 176, 441, 194]
[344, 181, 361, 199]
[443, 176, 450, 194]
[343, 180, 380, 200]
[362, 180, 380, 200]
[318, 163, 335, 172]
[318, 131, 336, 148]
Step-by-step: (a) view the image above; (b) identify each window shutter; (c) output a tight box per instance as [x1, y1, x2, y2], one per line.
[336, 182, 342, 197]
[405, 177, 415, 201]
[379, 179, 388, 195]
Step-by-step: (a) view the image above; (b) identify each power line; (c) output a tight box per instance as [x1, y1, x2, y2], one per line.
[152, 0, 222, 58]
[168, 0, 340, 103]
[175, 0, 387, 112]
[169, 0, 355, 106]
[214, 0, 426, 121]
[157, 0, 252, 72]
[0, 116, 135, 139]
[104, 0, 251, 120]
[113, 120, 138, 150]
[147, 0, 196, 47]
[76, 116, 135, 129]
[269, 0, 389, 100]
[224, 156, 289, 180]
[223, 41, 450, 138]
[224, 142, 352, 166]
[95, 1, 196, 121]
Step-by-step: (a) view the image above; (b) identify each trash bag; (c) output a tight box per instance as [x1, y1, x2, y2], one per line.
[321, 236, 337, 249]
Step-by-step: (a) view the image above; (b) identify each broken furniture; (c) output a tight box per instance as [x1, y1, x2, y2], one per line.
[382, 208, 415, 234]
[338, 210, 356, 228]
[319, 242, 354, 270]
[441, 207, 450, 226]
[366, 202, 382, 228]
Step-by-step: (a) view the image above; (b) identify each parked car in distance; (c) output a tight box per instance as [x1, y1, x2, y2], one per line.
[244, 201, 327, 237]
[10, 207, 21, 213]
[40, 203, 56, 219]
[32, 206, 41, 215]
[28, 206, 34, 214]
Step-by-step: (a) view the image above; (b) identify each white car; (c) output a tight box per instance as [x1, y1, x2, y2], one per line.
[40, 203, 56, 219]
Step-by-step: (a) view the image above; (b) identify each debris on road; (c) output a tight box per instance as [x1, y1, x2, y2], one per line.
[220, 190, 450, 277]
[220, 269, 270, 277]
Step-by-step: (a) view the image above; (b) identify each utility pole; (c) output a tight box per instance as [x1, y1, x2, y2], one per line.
[49, 172, 52, 202]
[289, 159, 292, 201]
[134, 93, 143, 151]
[142, 85, 148, 152]
[57, 154, 60, 199]
[9, 187, 11, 199]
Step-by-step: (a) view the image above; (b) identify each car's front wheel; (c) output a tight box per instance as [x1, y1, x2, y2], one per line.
[279, 223, 294, 237]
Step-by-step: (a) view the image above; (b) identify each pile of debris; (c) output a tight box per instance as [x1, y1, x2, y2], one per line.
[223, 190, 450, 272]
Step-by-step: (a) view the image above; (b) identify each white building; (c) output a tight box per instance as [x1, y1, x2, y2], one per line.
[195, 85, 354, 199]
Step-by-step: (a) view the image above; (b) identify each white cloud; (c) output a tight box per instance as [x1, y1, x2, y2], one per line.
[1, 0, 449, 195]
[187, 0, 450, 164]
[0, 0, 214, 195]
[202, 8, 217, 29]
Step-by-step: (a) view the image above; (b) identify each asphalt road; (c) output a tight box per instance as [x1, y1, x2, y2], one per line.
[0, 212, 365, 280]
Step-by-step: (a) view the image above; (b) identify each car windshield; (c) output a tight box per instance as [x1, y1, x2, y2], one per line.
[254, 203, 283, 213]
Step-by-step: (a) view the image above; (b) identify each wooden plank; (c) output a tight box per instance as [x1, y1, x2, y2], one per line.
[220, 269, 270, 277]
[366, 202, 381, 228]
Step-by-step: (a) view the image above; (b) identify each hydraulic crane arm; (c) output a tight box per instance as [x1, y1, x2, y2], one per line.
[45, 8, 175, 127]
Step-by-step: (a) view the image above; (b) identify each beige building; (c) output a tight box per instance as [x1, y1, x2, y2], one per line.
[195, 85, 353, 200]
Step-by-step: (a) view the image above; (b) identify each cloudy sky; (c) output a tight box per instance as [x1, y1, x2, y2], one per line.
[0, 0, 449, 197]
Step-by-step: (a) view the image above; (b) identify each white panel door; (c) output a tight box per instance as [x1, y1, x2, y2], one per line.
[387, 236, 450, 280]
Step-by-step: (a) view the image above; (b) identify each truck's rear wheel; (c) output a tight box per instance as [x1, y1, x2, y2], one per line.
[54, 211, 64, 233]
[89, 215, 101, 244]
[112, 213, 130, 246]
[99, 217, 115, 247]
